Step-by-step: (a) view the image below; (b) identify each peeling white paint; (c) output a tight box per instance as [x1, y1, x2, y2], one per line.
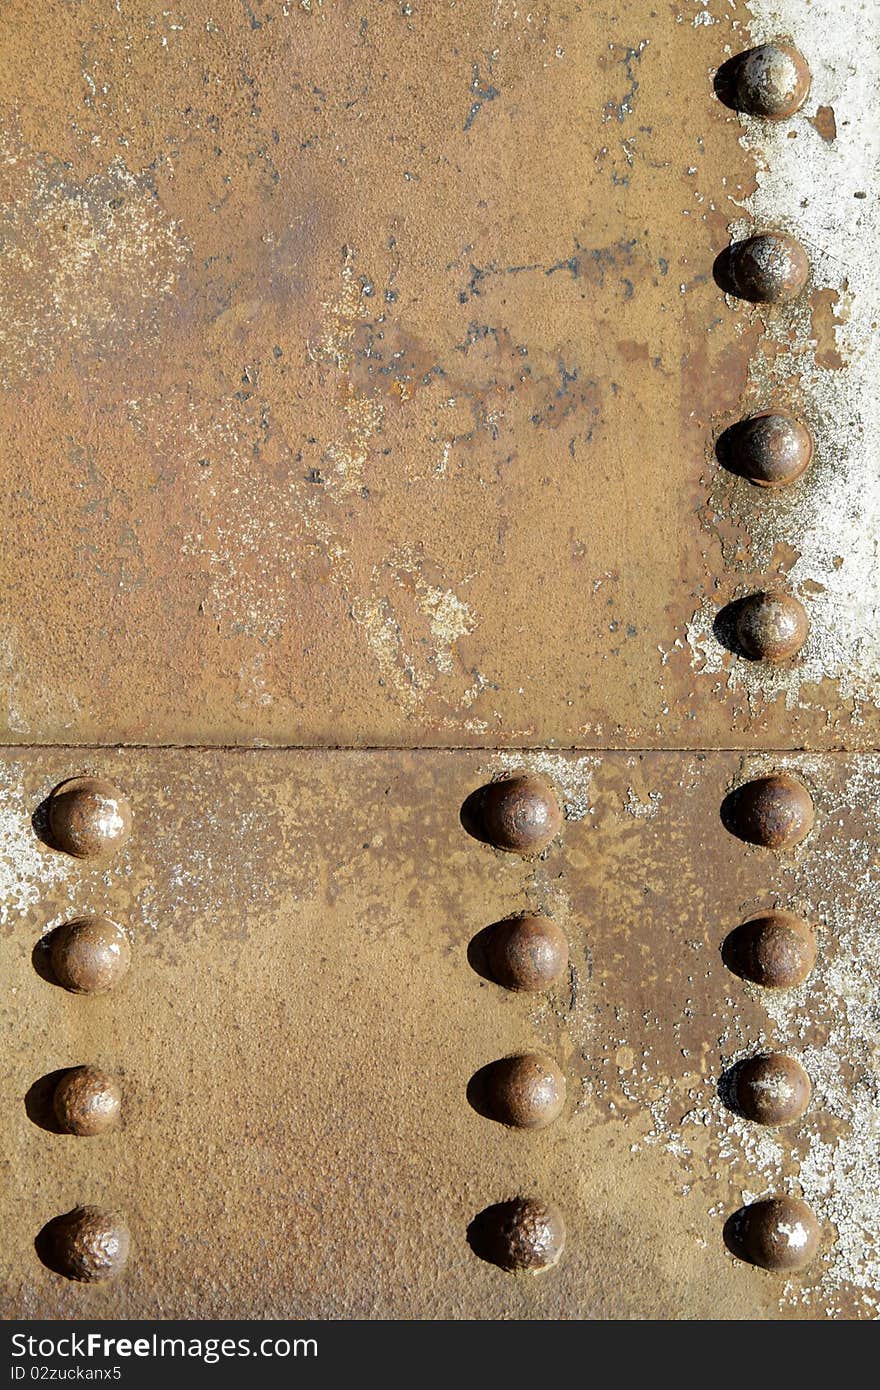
[0, 766, 68, 930]
[687, 0, 880, 714]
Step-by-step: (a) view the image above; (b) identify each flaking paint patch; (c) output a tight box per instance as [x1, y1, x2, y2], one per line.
[0, 766, 68, 931]
[0, 134, 188, 387]
[762, 759, 880, 1316]
[308, 247, 385, 499]
[620, 753, 880, 1317]
[687, 0, 880, 714]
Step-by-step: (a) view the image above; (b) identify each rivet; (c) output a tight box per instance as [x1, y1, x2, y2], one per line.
[733, 590, 809, 662]
[731, 1053, 812, 1125]
[725, 232, 810, 303]
[722, 773, 814, 848]
[722, 43, 811, 120]
[473, 773, 562, 855]
[724, 1196, 820, 1271]
[468, 1197, 566, 1274]
[722, 911, 817, 988]
[484, 915, 569, 992]
[47, 917, 131, 995]
[474, 1053, 567, 1129]
[37, 1206, 130, 1282]
[47, 777, 132, 859]
[53, 1066, 122, 1136]
[718, 412, 813, 487]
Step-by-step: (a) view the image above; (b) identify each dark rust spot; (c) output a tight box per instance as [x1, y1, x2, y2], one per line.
[468, 1197, 566, 1274]
[721, 774, 814, 848]
[724, 1196, 820, 1272]
[479, 914, 570, 992]
[462, 773, 563, 855]
[732, 590, 809, 662]
[46, 777, 132, 859]
[715, 43, 811, 121]
[53, 1066, 122, 1137]
[46, 916, 131, 995]
[36, 1207, 130, 1282]
[469, 1053, 566, 1130]
[716, 412, 813, 488]
[722, 910, 817, 988]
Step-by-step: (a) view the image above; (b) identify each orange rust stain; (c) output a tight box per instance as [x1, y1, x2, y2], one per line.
[808, 105, 837, 143]
[811, 287, 847, 370]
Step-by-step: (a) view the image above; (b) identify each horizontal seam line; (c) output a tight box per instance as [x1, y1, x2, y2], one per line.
[0, 744, 871, 756]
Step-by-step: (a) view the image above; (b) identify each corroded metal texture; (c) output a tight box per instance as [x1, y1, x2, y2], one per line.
[3, 0, 876, 749]
[1, 0, 877, 1330]
[2, 748, 878, 1319]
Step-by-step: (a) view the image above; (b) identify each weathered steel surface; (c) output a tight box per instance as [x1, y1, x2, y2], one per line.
[2, 749, 877, 1319]
[2, 0, 875, 748]
[1, 0, 877, 1330]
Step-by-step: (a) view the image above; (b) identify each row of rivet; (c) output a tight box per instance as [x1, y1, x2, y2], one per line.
[714, 41, 816, 663]
[712, 42, 822, 1273]
[33, 778, 133, 1284]
[722, 775, 821, 1269]
[466, 767, 827, 1272]
[463, 773, 568, 1274]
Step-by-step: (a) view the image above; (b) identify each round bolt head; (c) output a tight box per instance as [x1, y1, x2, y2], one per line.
[469, 1197, 566, 1274]
[478, 1053, 566, 1130]
[727, 43, 811, 119]
[733, 1053, 812, 1125]
[726, 1196, 820, 1272]
[727, 232, 810, 303]
[39, 1206, 130, 1282]
[720, 413, 813, 488]
[734, 591, 809, 662]
[48, 917, 131, 995]
[477, 774, 562, 855]
[723, 911, 817, 988]
[485, 915, 570, 992]
[53, 1067, 122, 1136]
[47, 777, 132, 859]
[723, 774, 814, 848]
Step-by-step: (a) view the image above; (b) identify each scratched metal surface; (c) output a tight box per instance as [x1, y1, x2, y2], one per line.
[1, 0, 876, 748]
[1, 749, 877, 1319]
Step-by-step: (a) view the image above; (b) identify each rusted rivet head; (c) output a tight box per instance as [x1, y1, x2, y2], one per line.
[734, 590, 809, 662]
[475, 1053, 567, 1129]
[726, 232, 810, 303]
[38, 1206, 130, 1282]
[47, 778, 131, 859]
[474, 774, 562, 854]
[53, 1067, 122, 1136]
[732, 1053, 812, 1125]
[725, 1196, 820, 1271]
[719, 413, 813, 487]
[484, 915, 569, 992]
[468, 1197, 566, 1274]
[722, 911, 817, 988]
[722, 774, 814, 848]
[48, 917, 131, 995]
[724, 43, 811, 120]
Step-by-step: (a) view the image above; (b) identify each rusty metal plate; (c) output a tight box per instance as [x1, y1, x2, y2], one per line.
[1, 1, 876, 748]
[2, 749, 877, 1319]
